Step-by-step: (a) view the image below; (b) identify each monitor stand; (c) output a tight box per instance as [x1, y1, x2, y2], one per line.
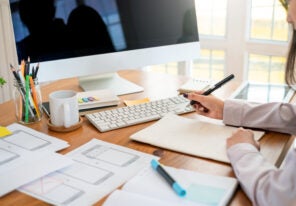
[78, 72, 144, 95]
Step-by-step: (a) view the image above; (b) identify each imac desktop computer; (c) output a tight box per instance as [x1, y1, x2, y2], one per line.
[6, 0, 200, 95]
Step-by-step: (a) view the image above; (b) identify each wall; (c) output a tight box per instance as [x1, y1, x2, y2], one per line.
[0, 0, 19, 103]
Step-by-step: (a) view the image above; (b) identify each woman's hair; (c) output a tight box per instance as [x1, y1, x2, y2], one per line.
[279, 0, 288, 10]
[285, 30, 296, 86]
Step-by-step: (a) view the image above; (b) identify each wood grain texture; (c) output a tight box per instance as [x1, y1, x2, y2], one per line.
[0, 70, 294, 206]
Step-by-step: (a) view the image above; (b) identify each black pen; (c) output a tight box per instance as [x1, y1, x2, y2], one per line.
[10, 64, 21, 82]
[27, 56, 30, 76]
[34, 63, 39, 79]
[42, 104, 50, 118]
[189, 74, 235, 105]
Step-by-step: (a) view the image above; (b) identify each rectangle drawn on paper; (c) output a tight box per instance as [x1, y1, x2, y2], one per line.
[60, 161, 113, 185]
[3, 130, 50, 151]
[0, 148, 19, 165]
[22, 176, 84, 205]
[82, 145, 139, 167]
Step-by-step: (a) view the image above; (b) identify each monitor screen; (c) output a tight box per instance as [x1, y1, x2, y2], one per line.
[7, 0, 200, 95]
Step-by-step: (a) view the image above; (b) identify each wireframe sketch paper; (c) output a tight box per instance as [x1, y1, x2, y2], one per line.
[6, 123, 69, 152]
[130, 114, 265, 163]
[19, 139, 157, 206]
[103, 165, 238, 206]
[0, 123, 72, 197]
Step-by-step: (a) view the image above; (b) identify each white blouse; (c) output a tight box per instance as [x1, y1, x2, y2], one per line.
[223, 99, 296, 206]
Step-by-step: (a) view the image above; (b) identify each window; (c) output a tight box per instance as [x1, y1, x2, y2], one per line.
[192, 50, 225, 80]
[195, 0, 227, 36]
[248, 54, 286, 83]
[147, 0, 290, 86]
[250, 0, 288, 41]
[246, 0, 288, 84]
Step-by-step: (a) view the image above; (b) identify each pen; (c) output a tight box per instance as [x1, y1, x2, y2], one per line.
[10, 64, 21, 82]
[25, 75, 30, 122]
[190, 74, 235, 105]
[42, 104, 50, 118]
[34, 63, 39, 79]
[10, 64, 35, 118]
[151, 159, 186, 197]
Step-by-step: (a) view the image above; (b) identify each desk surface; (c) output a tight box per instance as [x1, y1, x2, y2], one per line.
[0, 70, 294, 206]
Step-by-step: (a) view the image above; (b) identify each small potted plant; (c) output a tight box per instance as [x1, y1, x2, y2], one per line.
[0, 77, 6, 87]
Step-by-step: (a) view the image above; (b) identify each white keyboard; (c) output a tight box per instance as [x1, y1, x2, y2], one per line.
[86, 95, 195, 132]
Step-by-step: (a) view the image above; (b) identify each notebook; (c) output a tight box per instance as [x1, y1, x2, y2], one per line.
[103, 165, 238, 206]
[178, 78, 212, 94]
[130, 114, 265, 163]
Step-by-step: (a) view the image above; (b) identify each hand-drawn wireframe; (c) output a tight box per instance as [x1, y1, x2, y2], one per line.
[0, 148, 19, 165]
[82, 145, 140, 167]
[2, 130, 50, 151]
[59, 160, 113, 185]
[18, 139, 155, 205]
[22, 174, 84, 205]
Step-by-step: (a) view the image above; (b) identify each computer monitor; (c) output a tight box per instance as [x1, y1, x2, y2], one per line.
[6, 0, 200, 95]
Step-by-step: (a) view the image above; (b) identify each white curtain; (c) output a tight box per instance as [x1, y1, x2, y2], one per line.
[0, 0, 18, 103]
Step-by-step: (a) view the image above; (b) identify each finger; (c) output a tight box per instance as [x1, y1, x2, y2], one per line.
[194, 102, 209, 112]
[193, 91, 204, 95]
[195, 106, 209, 115]
[188, 93, 207, 106]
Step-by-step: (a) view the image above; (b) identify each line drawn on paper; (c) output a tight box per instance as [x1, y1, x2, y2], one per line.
[59, 160, 113, 185]
[3, 130, 50, 151]
[0, 148, 19, 165]
[82, 145, 139, 167]
[21, 174, 84, 205]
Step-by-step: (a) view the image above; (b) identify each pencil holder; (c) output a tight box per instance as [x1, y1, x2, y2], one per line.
[13, 78, 43, 124]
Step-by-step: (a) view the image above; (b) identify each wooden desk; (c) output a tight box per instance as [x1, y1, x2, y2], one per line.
[0, 70, 294, 206]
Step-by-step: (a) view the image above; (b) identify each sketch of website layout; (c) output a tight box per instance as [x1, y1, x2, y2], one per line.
[0, 129, 72, 197]
[6, 123, 69, 152]
[19, 138, 156, 206]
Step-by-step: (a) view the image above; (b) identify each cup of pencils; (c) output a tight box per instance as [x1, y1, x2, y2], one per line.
[11, 58, 43, 124]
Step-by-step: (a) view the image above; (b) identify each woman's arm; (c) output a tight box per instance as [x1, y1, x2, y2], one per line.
[224, 99, 296, 135]
[227, 143, 296, 206]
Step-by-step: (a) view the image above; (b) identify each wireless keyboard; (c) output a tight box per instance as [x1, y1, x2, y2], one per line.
[85, 95, 195, 132]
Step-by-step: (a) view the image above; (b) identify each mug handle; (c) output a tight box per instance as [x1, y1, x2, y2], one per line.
[63, 102, 71, 128]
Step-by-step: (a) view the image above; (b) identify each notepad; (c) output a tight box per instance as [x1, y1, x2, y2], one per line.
[103, 165, 238, 206]
[77, 89, 120, 111]
[0, 126, 12, 138]
[178, 78, 212, 94]
[124, 97, 150, 106]
[130, 114, 265, 163]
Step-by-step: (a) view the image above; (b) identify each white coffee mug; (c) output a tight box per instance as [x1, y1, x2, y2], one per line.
[49, 90, 79, 128]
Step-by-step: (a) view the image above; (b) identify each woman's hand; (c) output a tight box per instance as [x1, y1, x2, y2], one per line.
[185, 92, 224, 120]
[227, 127, 260, 150]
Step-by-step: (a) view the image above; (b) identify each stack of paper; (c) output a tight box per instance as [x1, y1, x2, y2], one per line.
[0, 123, 71, 197]
[130, 114, 265, 163]
[19, 139, 156, 206]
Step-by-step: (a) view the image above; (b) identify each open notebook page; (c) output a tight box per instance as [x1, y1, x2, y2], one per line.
[103, 166, 238, 206]
[130, 114, 265, 163]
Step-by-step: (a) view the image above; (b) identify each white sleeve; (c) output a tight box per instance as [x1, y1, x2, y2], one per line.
[227, 143, 296, 206]
[223, 99, 296, 135]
